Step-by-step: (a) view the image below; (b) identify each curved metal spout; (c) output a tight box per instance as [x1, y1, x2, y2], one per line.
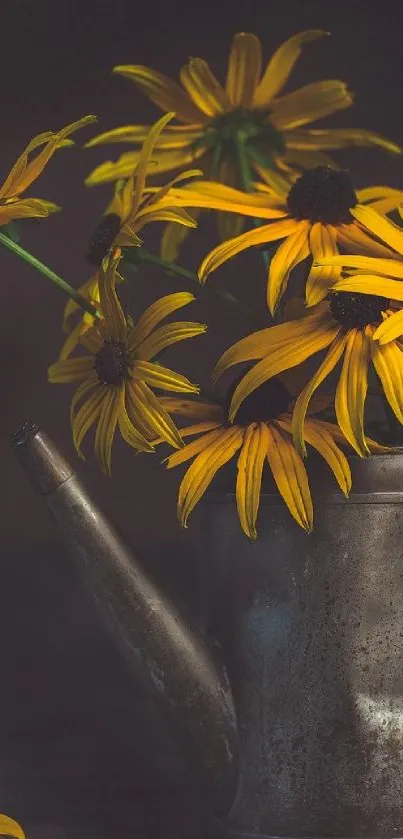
[13, 423, 238, 816]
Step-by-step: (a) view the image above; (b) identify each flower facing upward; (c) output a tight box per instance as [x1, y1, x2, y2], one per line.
[85, 30, 399, 191]
[212, 293, 402, 459]
[86, 113, 201, 265]
[156, 378, 360, 537]
[0, 116, 96, 227]
[164, 167, 402, 312]
[48, 253, 206, 474]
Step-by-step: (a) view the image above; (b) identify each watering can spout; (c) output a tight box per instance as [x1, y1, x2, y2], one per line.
[12, 423, 239, 816]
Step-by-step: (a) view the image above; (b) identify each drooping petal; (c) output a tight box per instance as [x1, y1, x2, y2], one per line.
[373, 309, 403, 344]
[86, 147, 201, 186]
[112, 65, 203, 124]
[306, 223, 340, 307]
[267, 221, 310, 314]
[48, 357, 94, 383]
[356, 185, 403, 214]
[86, 124, 201, 149]
[253, 30, 327, 106]
[351, 205, 403, 255]
[266, 423, 313, 531]
[118, 397, 155, 452]
[226, 32, 262, 106]
[0, 198, 52, 224]
[280, 415, 351, 496]
[129, 291, 196, 349]
[284, 127, 402, 155]
[136, 321, 206, 360]
[71, 385, 107, 457]
[370, 338, 403, 425]
[158, 396, 224, 423]
[133, 206, 198, 232]
[199, 218, 300, 284]
[165, 179, 286, 216]
[331, 274, 403, 301]
[335, 328, 371, 457]
[131, 113, 176, 215]
[161, 210, 200, 261]
[322, 254, 403, 277]
[94, 386, 122, 475]
[271, 81, 353, 131]
[131, 360, 199, 394]
[336, 223, 396, 259]
[176, 427, 243, 526]
[98, 253, 127, 342]
[180, 59, 230, 117]
[0, 814, 26, 839]
[292, 332, 347, 455]
[236, 421, 269, 538]
[166, 427, 225, 467]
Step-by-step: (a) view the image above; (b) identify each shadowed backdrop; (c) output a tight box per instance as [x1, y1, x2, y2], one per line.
[1, 1, 403, 836]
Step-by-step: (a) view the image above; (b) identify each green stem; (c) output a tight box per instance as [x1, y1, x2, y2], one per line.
[124, 247, 267, 330]
[0, 233, 100, 319]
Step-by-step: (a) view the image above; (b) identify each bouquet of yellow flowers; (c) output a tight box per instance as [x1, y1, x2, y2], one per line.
[4, 29, 403, 543]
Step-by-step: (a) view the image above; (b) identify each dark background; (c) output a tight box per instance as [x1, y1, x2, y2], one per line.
[1, 1, 402, 836]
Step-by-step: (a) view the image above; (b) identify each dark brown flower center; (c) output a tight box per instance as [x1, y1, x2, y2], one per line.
[94, 339, 129, 385]
[329, 291, 389, 329]
[224, 375, 290, 424]
[287, 166, 357, 224]
[87, 214, 121, 265]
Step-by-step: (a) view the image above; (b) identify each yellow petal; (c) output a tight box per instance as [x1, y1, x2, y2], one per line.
[292, 332, 347, 455]
[134, 206, 197, 231]
[335, 328, 371, 457]
[336, 223, 396, 259]
[161, 211, 199, 261]
[319, 254, 403, 276]
[356, 185, 403, 214]
[285, 127, 402, 155]
[98, 254, 127, 341]
[0, 814, 26, 839]
[228, 320, 339, 422]
[253, 30, 327, 106]
[199, 218, 299, 284]
[158, 397, 224, 422]
[177, 427, 243, 526]
[236, 422, 269, 538]
[118, 398, 155, 452]
[351, 205, 403, 255]
[267, 221, 310, 314]
[86, 124, 201, 149]
[86, 147, 200, 186]
[306, 223, 340, 307]
[48, 357, 94, 383]
[112, 65, 203, 124]
[266, 423, 313, 531]
[226, 32, 262, 106]
[165, 179, 286, 216]
[132, 360, 199, 394]
[129, 291, 196, 349]
[280, 147, 335, 169]
[70, 371, 100, 419]
[0, 198, 51, 224]
[213, 302, 333, 381]
[94, 386, 121, 475]
[131, 113, 176, 214]
[166, 427, 225, 468]
[144, 168, 203, 205]
[374, 309, 403, 344]
[370, 338, 403, 425]
[271, 81, 352, 131]
[71, 386, 106, 457]
[332, 274, 403, 301]
[180, 58, 230, 117]
[281, 415, 351, 496]
[137, 321, 206, 360]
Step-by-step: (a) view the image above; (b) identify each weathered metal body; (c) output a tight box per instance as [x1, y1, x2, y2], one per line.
[14, 425, 403, 838]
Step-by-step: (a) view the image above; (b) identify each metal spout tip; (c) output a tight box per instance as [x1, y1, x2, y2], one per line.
[12, 423, 74, 495]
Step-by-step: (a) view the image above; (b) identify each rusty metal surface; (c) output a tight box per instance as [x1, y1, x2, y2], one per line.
[205, 454, 403, 838]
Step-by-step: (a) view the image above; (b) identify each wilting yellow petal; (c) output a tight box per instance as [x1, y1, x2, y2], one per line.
[266, 423, 313, 530]
[136, 321, 206, 360]
[129, 291, 196, 349]
[253, 30, 327, 106]
[0, 814, 26, 839]
[285, 127, 402, 155]
[370, 338, 403, 425]
[98, 254, 127, 342]
[134, 207, 198, 232]
[159, 397, 224, 422]
[306, 223, 340, 307]
[236, 422, 269, 538]
[281, 415, 351, 496]
[131, 113, 176, 214]
[0, 198, 52, 224]
[374, 309, 403, 344]
[166, 179, 286, 216]
[199, 218, 300, 284]
[166, 427, 224, 467]
[292, 332, 347, 455]
[336, 223, 396, 259]
[335, 328, 371, 456]
[86, 123, 201, 149]
[48, 357, 94, 383]
[118, 397, 155, 452]
[113, 65, 203, 124]
[271, 81, 352, 131]
[226, 32, 262, 106]
[94, 386, 121, 475]
[351, 205, 403, 256]
[177, 427, 243, 526]
[331, 254, 403, 278]
[180, 58, 230, 117]
[356, 185, 403, 214]
[71, 386, 106, 457]
[132, 360, 198, 394]
[268, 221, 310, 314]
[332, 274, 403, 301]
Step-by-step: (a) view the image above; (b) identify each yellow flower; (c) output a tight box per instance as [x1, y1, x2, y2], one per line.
[86, 30, 399, 191]
[0, 814, 25, 839]
[156, 378, 367, 537]
[164, 167, 402, 312]
[87, 113, 201, 265]
[0, 116, 96, 226]
[212, 295, 401, 459]
[48, 253, 206, 474]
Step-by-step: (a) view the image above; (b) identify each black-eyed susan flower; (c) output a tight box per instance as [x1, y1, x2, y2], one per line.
[85, 30, 399, 191]
[48, 253, 206, 474]
[0, 116, 96, 227]
[164, 167, 402, 312]
[211, 294, 402, 460]
[156, 375, 380, 537]
[86, 114, 201, 265]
